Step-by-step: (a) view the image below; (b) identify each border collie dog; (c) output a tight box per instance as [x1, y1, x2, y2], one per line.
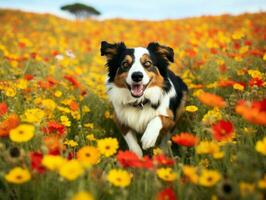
[101, 41, 188, 157]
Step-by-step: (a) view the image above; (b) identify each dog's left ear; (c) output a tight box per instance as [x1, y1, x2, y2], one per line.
[100, 41, 126, 61]
[147, 42, 174, 63]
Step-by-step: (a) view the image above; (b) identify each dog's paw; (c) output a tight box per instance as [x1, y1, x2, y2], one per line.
[141, 128, 160, 150]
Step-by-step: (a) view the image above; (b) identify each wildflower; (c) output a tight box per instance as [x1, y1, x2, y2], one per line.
[97, 137, 118, 157]
[185, 105, 198, 112]
[182, 165, 199, 184]
[5, 167, 31, 184]
[0, 102, 8, 116]
[196, 141, 224, 159]
[107, 169, 132, 187]
[212, 120, 234, 142]
[84, 123, 94, 129]
[255, 137, 266, 155]
[30, 152, 46, 173]
[116, 150, 142, 168]
[104, 111, 112, 119]
[199, 169, 221, 187]
[60, 115, 71, 127]
[172, 132, 198, 147]
[42, 155, 67, 171]
[59, 160, 84, 181]
[82, 106, 91, 113]
[41, 99, 56, 111]
[248, 69, 262, 79]
[153, 154, 175, 166]
[156, 168, 177, 182]
[5, 87, 16, 97]
[77, 146, 100, 167]
[236, 99, 266, 125]
[43, 121, 65, 135]
[202, 108, 222, 125]
[64, 75, 80, 88]
[258, 175, 266, 189]
[69, 100, 79, 111]
[156, 187, 177, 200]
[233, 83, 244, 91]
[16, 79, 28, 89]
[23, 108, 45, 123]
[43, 135, 63, 155]
[249, 77, 264, 87]
[198, 92, 226, 108]
[9, 124, 35, 143]
[0, 114, 20, 137]
[239, 182, 255, 197]
[64, 139, 78, 147]
[86, 134, 96, 141]
[71, 191, 94, 200]
[54, 90, 62, 97]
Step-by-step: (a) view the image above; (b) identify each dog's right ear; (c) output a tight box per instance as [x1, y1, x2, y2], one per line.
[100, 41, 126, 61]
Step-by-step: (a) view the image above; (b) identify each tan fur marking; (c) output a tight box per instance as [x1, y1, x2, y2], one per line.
[145, 68, 164, 88]
[140, 53, 152, 64]
[160, 109, 175, 132]
[113, 72, 128, 88]
[122, 55, 133, 65]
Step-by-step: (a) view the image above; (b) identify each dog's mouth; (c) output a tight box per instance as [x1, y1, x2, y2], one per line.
[125, 78, 153, 98]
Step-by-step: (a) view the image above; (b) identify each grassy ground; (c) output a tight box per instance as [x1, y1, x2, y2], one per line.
[0, 9, 265, 200]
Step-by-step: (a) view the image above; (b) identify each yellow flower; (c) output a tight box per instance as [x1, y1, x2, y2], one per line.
[196, 141, 224, 159]
[182, 165, 199, 184]
[59, 160, 84, 181]
[202, 108, 222, 125]
[97, 137, 118, 157]
[104, 111, 112, 119]
[9, 124, 35, 143]
[41, 99, 56, 111]
[248, 69, 262, 79]
[71, 191, 94, 200]
[5, 167, 31, 184]
[77, 146, 100, 167]
[64, 139, 78, 147]
[239, 182, 255, 197]
[185, 105, 198, 112]
[16, 79, 28, 89]
[255, 137, 266, 155]
[107, 169, 132, 187]
[86, 134, 96, 141]
[233, 83, 244, 91]
[199, 169, 221, 187]
[82, 105, 91, 113]
[84, 123, 94, 129]
[156, 167, 177, 182]
[60, 115, 71, 127]
[5, 87, 16, 97]
[258, 175, 266, 189]
[23, 108, 45, 123]
[42, 155, 67, 171]
[54, 90, 62, 97]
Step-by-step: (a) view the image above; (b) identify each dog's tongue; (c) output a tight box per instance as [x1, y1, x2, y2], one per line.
[131, 84, 144, 97]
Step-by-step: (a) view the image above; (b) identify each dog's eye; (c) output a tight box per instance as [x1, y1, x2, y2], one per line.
[144, 61, 152, 68]
[122, 61, 130, 68]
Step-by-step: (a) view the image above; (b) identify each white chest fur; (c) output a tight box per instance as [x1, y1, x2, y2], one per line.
[107, 82, 176, 133]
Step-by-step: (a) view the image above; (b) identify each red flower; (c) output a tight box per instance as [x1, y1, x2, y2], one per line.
[117, 150, 142, 168]
[153, 154, 174, 166]
[64, 75, 80, 88]
[30, 152, 46, 174]
[212, 120, 234, 141]
[43, 121, 65, 135]
[116, 150, 153, 169]
[172, 132, 198, 147]
[0, 114, 20, 137]
[70, 100, 79, 111]
[249, 78, 264, 87]
[0, 102, 8, 116]
[156, 187, 177, 200]
[24, 74, 34, 81]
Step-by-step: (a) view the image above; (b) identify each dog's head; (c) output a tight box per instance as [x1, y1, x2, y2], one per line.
[100, 41, 174, 98]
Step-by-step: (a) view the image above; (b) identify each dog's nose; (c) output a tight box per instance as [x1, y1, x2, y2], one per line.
[131, 72, 143, 82]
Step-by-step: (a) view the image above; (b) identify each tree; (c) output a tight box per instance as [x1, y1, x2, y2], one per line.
[61, 3, 101, 19]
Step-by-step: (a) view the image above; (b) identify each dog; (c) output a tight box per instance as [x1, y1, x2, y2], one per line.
[100, 41, 188, 157]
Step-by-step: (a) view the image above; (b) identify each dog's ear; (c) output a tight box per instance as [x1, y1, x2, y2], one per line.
[100, 41, 126, 61]
[147, 42, 174, 63]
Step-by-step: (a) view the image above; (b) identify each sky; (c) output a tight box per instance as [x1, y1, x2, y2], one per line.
[0, 0, 265, 20]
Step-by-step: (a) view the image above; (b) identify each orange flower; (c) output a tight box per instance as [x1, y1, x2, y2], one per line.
[172, 132, 198, 147]
[198, 92, 226, 108]
[0, 114, 20, 137]
[235, 99, 266, 125]
[0, 102, 8, 116]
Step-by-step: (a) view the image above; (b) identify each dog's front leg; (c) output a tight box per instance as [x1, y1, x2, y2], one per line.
[141, 116, 162, 150]
[123, 130, 143, 157]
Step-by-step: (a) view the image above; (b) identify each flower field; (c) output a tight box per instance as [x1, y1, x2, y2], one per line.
[0, 9, 265, 200]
